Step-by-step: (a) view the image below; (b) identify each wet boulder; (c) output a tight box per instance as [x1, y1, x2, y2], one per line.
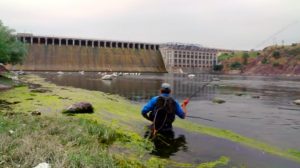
[293, 100, 300, 105]
[31, 111, 41, 116]
[63, 102, 94, 114]
[212, 98, 226, 104]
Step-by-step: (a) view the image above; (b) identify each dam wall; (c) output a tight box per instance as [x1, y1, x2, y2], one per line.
[14, 34, 166, 72]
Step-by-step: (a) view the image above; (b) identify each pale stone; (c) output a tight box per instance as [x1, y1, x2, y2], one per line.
[293, 100, 300, 105]
[33, 162, 51, 168]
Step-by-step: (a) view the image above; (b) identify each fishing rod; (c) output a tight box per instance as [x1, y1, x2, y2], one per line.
[182, 76, 215, 122]
[187, 80, 213, 100]
[185, 115, 215, 122]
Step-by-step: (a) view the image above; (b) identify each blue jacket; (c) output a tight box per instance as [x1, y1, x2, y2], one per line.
[141, 93, 185, 119]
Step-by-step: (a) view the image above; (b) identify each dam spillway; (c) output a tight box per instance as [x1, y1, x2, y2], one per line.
[15, 34, 167, 72]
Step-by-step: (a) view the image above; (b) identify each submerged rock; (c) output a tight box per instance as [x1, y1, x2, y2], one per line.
[252, 95, 260, 99]
[63, 102, 94, 114]
[30, 88, 51, 93]
[293, 100, 300, 105]
[0, 84, 11, 90]
[28, 83, 42, 89]
[212, 98, 226, 104]
[212, 77, 220, 81]
[235, 93, 244, 96]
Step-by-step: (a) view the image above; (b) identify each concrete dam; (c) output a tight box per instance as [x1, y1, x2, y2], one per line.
[15, 34, 166, 72]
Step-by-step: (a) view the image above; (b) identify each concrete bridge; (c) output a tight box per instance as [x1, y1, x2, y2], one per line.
[14, 33, 166, 72]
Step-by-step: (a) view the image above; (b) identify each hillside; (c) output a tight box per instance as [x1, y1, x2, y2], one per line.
[219, 43, 300, 75]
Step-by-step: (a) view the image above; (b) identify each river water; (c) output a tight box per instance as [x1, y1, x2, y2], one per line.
[38, 72, 300, 167]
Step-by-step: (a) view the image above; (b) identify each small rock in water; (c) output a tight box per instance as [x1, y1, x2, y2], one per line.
[31, 111, 41, 116]
[293, 100, 300, 105]
[212, 98, 226, 104]
[252, 95, 260, 99]
[212, 77, 220, 81]
[63, 102, 94, 114]
[235, 93, 243, 96]
[33, 162, 51, 168]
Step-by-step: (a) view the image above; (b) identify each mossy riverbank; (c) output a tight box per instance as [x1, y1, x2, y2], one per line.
[0, 75, 230, 168]
[1, 74, 300, 167]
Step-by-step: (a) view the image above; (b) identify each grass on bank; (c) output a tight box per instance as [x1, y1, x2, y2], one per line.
[0, 112, 162, 167]
[218, 51, 259, 62]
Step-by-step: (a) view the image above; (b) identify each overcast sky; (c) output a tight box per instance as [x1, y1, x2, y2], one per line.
[0, 0, 299, 50]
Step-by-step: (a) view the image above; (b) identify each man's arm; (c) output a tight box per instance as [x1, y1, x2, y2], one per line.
[141, 97, 157, 121]
[174, 99, 189, 119]
[142, 113, 151, 121]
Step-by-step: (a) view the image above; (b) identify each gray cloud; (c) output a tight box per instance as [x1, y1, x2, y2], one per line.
[0, 0, 299, 50]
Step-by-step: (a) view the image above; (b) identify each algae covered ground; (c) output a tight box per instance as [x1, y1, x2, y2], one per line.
[0, 74, 300, 167]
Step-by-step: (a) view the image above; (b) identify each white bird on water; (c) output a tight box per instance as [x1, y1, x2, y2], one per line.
[101, 74, 114, 80]
[188, 74, 195, 79]
[57, 71, 64, 75]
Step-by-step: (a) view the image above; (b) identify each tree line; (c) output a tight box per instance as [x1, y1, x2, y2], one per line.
[0, 20, 27, 65]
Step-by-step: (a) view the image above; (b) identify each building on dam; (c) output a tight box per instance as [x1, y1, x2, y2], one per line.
[159, 43, 231, 73]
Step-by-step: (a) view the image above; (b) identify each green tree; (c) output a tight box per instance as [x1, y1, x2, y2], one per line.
[0, 20, 27, 65]
[272, 51, 280, 59]
[230, 62, 242, 70]
[261, 57, 269, 64]
[213, 64, 223, 71]
[242, 52, 249, 65]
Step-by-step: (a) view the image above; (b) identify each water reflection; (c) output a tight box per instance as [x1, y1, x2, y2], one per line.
[144, 128, 187, 158]
[39, 73, 218, 102]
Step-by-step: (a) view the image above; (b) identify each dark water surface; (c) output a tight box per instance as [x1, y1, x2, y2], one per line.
[38, 72, 300, 167]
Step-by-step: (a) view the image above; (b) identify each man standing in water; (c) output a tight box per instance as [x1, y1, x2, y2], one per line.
[141, 83, 188, 133]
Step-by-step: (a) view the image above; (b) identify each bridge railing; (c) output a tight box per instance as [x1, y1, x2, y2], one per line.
[16, 34, 160, 51]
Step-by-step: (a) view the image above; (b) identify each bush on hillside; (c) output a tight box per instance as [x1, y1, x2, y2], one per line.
[218, 53, 233, 62]
[242, 52, 249, 65]
[273, 62, 280, 67]
[287, 47, 300, 56]
[230, 62, 242, 70]
[261, 58, 269, 64]
[213, 64, 223, 71]
[272, 51, 280, 59]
